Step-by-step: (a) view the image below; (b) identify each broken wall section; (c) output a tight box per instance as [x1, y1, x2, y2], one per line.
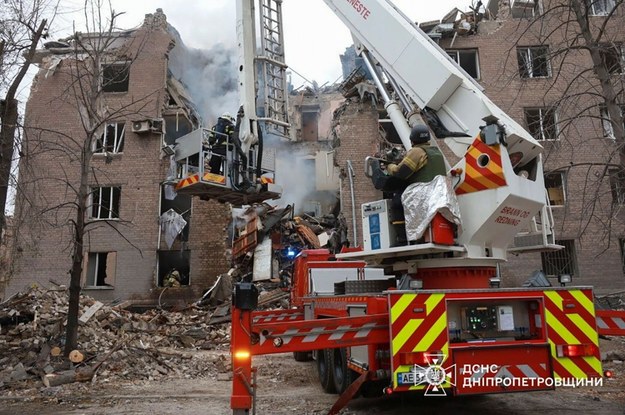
[333, 99, 382, 247]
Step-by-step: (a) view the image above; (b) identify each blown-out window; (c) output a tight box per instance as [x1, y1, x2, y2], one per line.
[541, 240, 578, 277]
[101, 62, 130, 92]
[524, 107, 558, 141]
[446, 49, 480, 79]
[90, 186, 121, 219]
[517, 46, 551, 78]
[94, 123, 125, 153]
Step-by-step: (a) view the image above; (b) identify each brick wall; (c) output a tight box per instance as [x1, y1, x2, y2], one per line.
[333, 100, 382, 247]
[6, 14, 229, 303]
[436, 1, 625, 292]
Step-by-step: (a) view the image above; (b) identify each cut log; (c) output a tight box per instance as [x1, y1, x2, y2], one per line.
[69, 349, 84, 363]
[50, 346, 62, 357]
[42, 368, 94, 387]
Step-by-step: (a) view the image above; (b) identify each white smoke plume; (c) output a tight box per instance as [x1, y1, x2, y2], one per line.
[273, 150, 315, 213]
[167, 25, 238, 126]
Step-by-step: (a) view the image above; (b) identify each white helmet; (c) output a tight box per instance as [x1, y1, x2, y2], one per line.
[220, 112, 235, 124]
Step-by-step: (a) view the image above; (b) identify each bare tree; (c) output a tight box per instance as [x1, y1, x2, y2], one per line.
[0, 0, 54, 231]
[16, 0, 164, 354]
[488, 0, 625, 243]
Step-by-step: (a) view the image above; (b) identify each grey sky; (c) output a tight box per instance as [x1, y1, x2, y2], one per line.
[57, 0, 475, 85]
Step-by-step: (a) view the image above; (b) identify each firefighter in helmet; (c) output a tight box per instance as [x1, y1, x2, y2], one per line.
[208, 112, 236, 174]
[371, 124, 446, 191]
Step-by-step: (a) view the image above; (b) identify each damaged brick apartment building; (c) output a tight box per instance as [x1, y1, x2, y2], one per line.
[4, 10, 232, 303]
[4, 0, 625, 302]
[2, 8, 344, 304]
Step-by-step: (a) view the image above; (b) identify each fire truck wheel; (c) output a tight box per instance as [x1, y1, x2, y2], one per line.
[317, 348, 337, 393]
[293, 351, 312, 362]
[331, 347, 355, 394]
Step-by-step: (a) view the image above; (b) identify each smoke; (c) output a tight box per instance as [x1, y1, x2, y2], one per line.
[273, 150, 316, 213]
[167, 24, 238, 126]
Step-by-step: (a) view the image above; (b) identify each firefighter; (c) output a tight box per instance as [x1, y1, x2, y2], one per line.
[370, 125, 447, 245]
[387, 124, 446, 184]
[371, 124, 446, 191]
[208, 112, 235, 174]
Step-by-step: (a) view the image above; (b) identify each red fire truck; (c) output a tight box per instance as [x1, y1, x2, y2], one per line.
[170, 1, 625, 414]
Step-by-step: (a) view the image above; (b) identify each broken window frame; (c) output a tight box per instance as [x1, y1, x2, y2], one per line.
[157, 250, 191, 287]
[599, 42, 625, 75]
[517, 46, 551, 79]
[510, 0, 543, 19]
[541, 239, 578, 278]
[590, 0, 616, 16]
[608, 168, 625, 205]
[524, 107, 558, 141]
[300, 105, 320, 141]
[89, 186, 121, 220]
[544, 171, 566, 206]
[446, 49, 480, 80]
[599, 104, 625, 139]
[101, 61, 130, 93]
[84, 252, 116, 288]
[94, 122, 125, 154]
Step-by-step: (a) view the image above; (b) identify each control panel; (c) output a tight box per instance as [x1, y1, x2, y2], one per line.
[446, 299, 543, 343]
[464, 306, 498, 331]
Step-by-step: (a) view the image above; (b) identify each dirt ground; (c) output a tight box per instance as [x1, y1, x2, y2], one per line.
[1, 337, 624, 415]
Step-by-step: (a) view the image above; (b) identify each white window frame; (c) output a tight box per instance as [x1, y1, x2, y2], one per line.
[446, 49, 480, 80]
[517, 46, 551, 78]
[511, 0, 543, 18]
[600, 104, 625, 139]
[94, 122, 125, 154]
[590, 0, 616, 16]
[85, 252, 116, 288]
[524, 107, 558, 141]
[609, 168, 625, 205]
[544, 172, 566, 206]
[89, 186, 121, 220]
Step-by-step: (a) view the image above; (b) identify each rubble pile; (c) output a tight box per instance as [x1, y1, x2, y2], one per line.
[0, 286, 232, 390]
[228, 203, 348, 286]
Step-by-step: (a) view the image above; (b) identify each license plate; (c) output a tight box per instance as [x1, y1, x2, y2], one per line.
[397, 368, 427, 385]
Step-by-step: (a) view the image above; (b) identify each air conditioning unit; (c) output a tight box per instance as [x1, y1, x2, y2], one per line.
[151, 118, 164, 133]
[511, 0, 535, 9]
[132, 120, 151, 134]
[131, 119, 164, 134]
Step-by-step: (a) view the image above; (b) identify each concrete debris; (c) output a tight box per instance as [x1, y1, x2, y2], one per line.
[0, 286, 232, 391]
[214, 204, 348, 299]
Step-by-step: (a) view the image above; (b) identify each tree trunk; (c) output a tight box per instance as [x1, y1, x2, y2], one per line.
[570, 0, 625, 166]
[0, 99, 18, 230]
[0, 19, 47, 231]
[64, 156, 90, 355]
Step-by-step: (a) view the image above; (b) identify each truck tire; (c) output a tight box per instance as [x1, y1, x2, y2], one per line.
[317, 348, 336, 393]
[293, 351, 312, 362]
[331, 347, 356, 394]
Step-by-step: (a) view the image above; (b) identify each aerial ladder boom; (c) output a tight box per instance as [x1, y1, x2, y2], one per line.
[324, 0, 557, 260]
[173, 0, 289, 206]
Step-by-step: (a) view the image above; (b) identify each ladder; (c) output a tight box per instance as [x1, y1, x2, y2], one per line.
[257, 0, 290, 140]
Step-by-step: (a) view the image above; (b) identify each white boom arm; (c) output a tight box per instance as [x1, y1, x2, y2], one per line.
[323, 0, 554, 259]
[236, 0, 291, 154]
[324, 0, 542, 162]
